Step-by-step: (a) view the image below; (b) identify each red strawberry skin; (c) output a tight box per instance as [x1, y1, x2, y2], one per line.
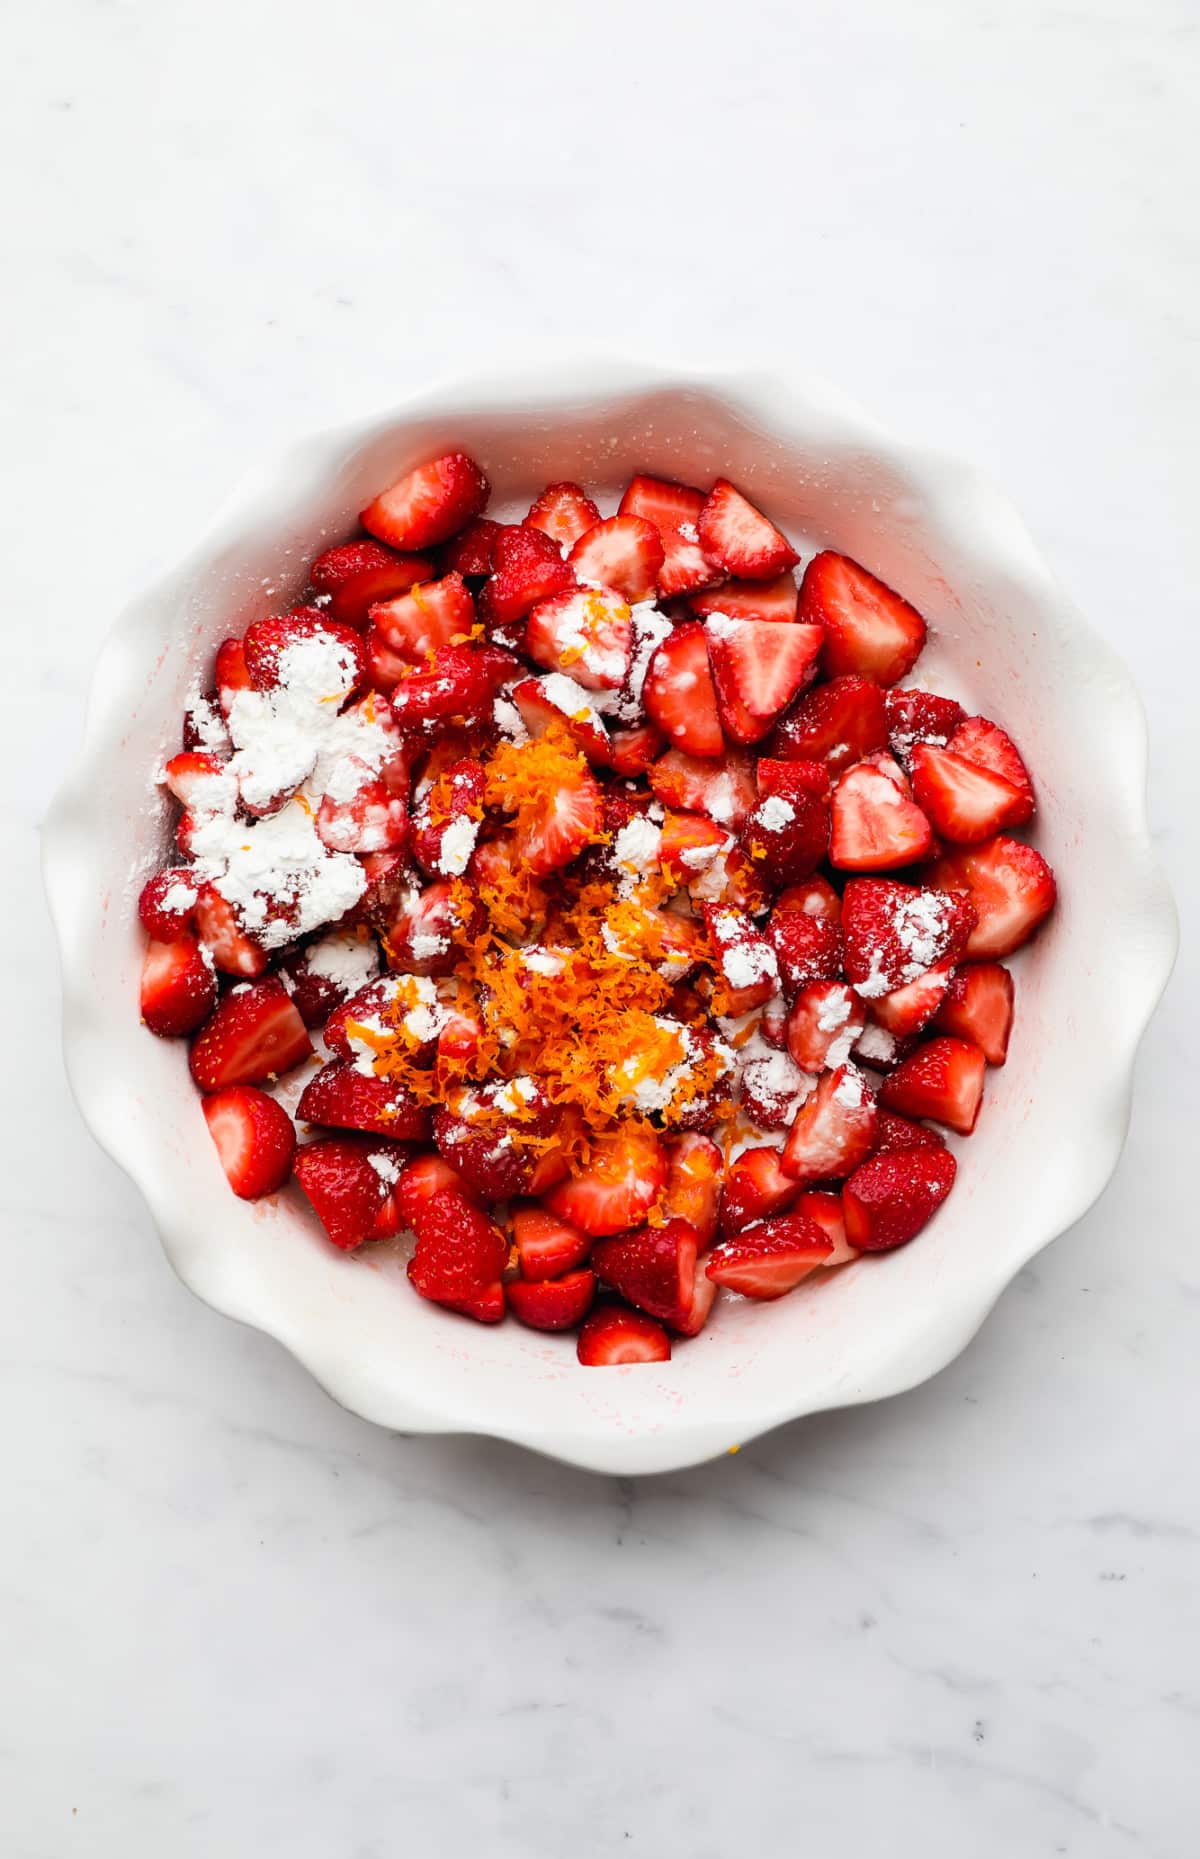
[189, 977, 312, 1090]
[642, 623, 724, 758]
[706, 1212, 833, 1298]
[293, 1135, 409, 1250]
[698, 480, 799, 580]
[803, 552, 926, 686]
[719, 1146, 802, 1236]
[512, 1204, 592, 1281]
[484, 524, 576, 626]
[138, 869, 199, 942]
[766, 907, 844, 995]
[577, 1304, 672, 1366]
[361, 452, 490, 551]
[932, 962, 1014, 1065]
[843, 1147, 957, 1251]
[740, 791, 830, 888]
[140, 936, 218, 1038]
[879, 1036, 987, 1135]
[406, 1188, 508, 1316]
[297, 1057, 431, 1141]
[769, 675, 889, 773]
[394, 1153, 481, 1227]
[202, 1085, 296, 1199]
[507, 1269, 596, 1332]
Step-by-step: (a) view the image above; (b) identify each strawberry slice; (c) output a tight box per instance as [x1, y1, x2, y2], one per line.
[781, 1063, 878, 1184]
[607, 723, 664, 777]
[368, 572, 476, 663]
[659, 809, 730, 886]
[674, 1253, 719, 1337]
[544, 1124, 667, 1237]
[879, 1035, 986, 1134]
[242, 609, 365, 696]
[507, 1269, 596, 1332]
[385, 643, 506, 727]
[884, 686, 965, 766]
[189, 976, 312, 1091]
[524, 481, 601, 549]
[512, 1203, 592, 1281]
[138, 868, 199, 942]
[394, 1152, 482, 1226]
[642, 623, 724, 758]
[310, 538, 410, 593]
[510, 674, 611, 767]
[310, 541, 436, 628]
[513, 760, 603, 877]
[740, 789, 830, 888]
[706, 1212, 833, 1298]
[927, 836, 1056, 959]
[316, 761, 408, 854]
[739, 1050, 813, 1128]
[161, 750, 234, 808]
[322, 972, 428, 1058]
[949, 716, 1034, 814]
[785, 981, 866, 1073]
[660, 1132, 723, 1244]
[193, 883, 270, 978]
[766, 907, 844, 995]
[702, 903, 780, 1013]
[697, 480, 799, 580]
[577, 1305, 672, 1366]
[648, 746, 757, 829]
[215, 638, 252, 716]
[410, 758, 487, 877]
[803, 552, 927, 686]
[767, 673, 889, 774]
[433, 1078, 560, 1198]
[841, 878, 974, 997]
[706, 618, 823, 743]
[201, 1085, 296, 1199]
[297, 1056, 430, 1140]
[591, 1217, 700, 1328]
[361, 452, 490, 551]
[140, 935, 218, 1038]
[777, 874, 841, 920]
[843, 1147, 957, 1251]
[568, 515, 664, 603]
[293, 1134, 412, 1250]
[278, 931, 381, 1029]
[444, 517, 503, 578]
[830, 754, 934, 870]
[483, 525, 576, 627]
[689, 573, 799, 623]
[910, 743, 1029, 845]
[406, 1188, 508, 1315]
[719, 1145, 802, 1236]
[932, 962, 1014, 1065]
[618, 474, 721, 597]
[525, 588, 632, 691]
[871, 1110, 946, 1155]
[868, 957, 955, 1036]
[793, 1188, 858, 1265]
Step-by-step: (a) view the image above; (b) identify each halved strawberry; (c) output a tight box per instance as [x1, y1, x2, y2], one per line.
[193, 883, 270, 978]
[161, 751, 234, 809]
[719, 1145, 802, 1236]
[140, 935, 218, 1038]
[740, 790, 830, 888]
[484, 525, 576, 627]
[803, 552, 927, 686]
[361, 452, 490, 551]
[702, 903, 780, 1013]
[706, 618, 823, 743]
[507, 1269, 596, 1332]
[739, 1050, 813, 1128]
[879, 1036, 986, 1134]
[511, 674, 611, 766]
[385, 644, 505, 728]
[310, 541, 436, 628]
[242, 610, 365, 696]
[781, 1063, 878, 1184]
[870, 1110, 947, 1155]
[910, 743, 1029, 846]
[138, 868, 199, 942]
[544, 1125, 667, 1237]
[884, 686, 965, 765]
[766, 907, 844, 995]
[311, 538, 408, 593]
[777, 874, 842, 921]
[524, 481, 601, 549]
[189, 977, 312, 1091]
[932, 962, 1014, 1065]
[297, 1057, 430, 1140]
[785, 981, 866, 1074]
[215, 638, 252, 716]
[322, 972, 424, 1058]
[201, 1085, 296, 1199]
[433, 1080, 559, 1198]
[511, 1203, 592, 1281]
[368, 572, 476, 663]
[278, 931, 380, 1029]
[689, 573, 799, 623]
[293, 1134, 411, 1250]
[577, 1304, 672, 1366]
[514, 760, 603, 877]
[927, 836, 1056, 959]
[618, 474, 721, 597]
[674, 1253, 719, 1336]
[793, 1189, 858, 1265]
[648, 746, 758, 829]
[642, 623, 724, 758]
[568, 515, 664, 603]
[524, 588, 632, 691]
[841, 878, 974, 997]
[659, 809, 730, 886]
[607, 722, 664, 777]
[843, 1147, 957, 1251]
[706, 1212, 832, 1298]
[830, 754, 934, 870]
[316, 762, 409, 854]
[394, 1152, 482, 1227]
[660, 1132, 723, 1244]
[591, 1217, 700, 1328]
[444, 517, 503, 579]
[406, 1188, 508, 1316]
[949, 716, 1035, 815]
[410, 758, 487, 877]
[767, 673, 889, 774]
[852, 1023, 913, 1072]
[868, 957, 955, 1036]
[697, 480, 799, 580]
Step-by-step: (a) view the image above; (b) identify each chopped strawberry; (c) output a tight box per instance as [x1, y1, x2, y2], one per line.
[739, 1050, 812, 1128]
[618, 473, 721, 597]
[910, 743, 1030, 845]
[767, 673, 889, 774]
[949, 716, 1034, 815]
[781, 1062, 878, 1184]
[406, 1188, 508, 1315]
[642, 623, 724, 758]
[410, 758, 487, 877]
[138, 868, 199, 942]
[544, 1125, 667, 1237]
[932, 962, 1014, 1064]
[840, 877, 975, 1001]
[512, 1203, 592, 1281]
[697, 480, 799, 580]
[740, 789, 830, 888]
[660, 1132, 723, 1244]
[394, 1152, 482, 1227]
[525, 588, 632, 692]
[785, 981, 866, 1073]
[659, 809, 730, 887]
[766, 906, 844, 995]
[512, 759, 603, 877]
[310, 541, 436, 628]
[433, 1079, 560, 1198]
[884, 686, 965, 765]
[361, 452, 490, 551]
[293, 1134, 411, 1250]
[484, 525, 576, 627]
[193, 883, 270, 977]
[706, 1212, 832, 1298]
[707, 618, 823, 743]
[852, 1023, 914, 1072]
[591, 1217, 700, 1329]
[161, 750, 233, 808]
[577, 1304, 672, 1366]
[802, 552, 926, 686]
[674, 1253, 719, 1337]
[927, 836, 1056, 959]
[278, 934, 379, 1029]
[868, 957, 955, 1036]
[879, 1035, 986, 1134]
[385, 643, 504, 728]
[316, 762, 409, 854]
[297, 1056, 430, 1140]
[777, 874, 842, 921]
[719, 1145, 802, 1236]
[507, 1269, 596, 1332]
[871, 1110, 946, 1155]
[511, 675, 611, 767]
[189, 976, 312, 1091]
[689, 573, 799, 624]
[444, 517, 503, 579]
[648, 746, 758, 829]
[323, 973, 429, 1059]
[369, 572, 476, 663]
[843, 1148, 957, 1251]
[691, 843, 772, 917]
[202, 1085, 296, 1199]
[793, 1188, 858, 1265]
[755, 758, 830, 803]
[242, 609, 365, 696]
[830, 754, 934, 870]
[607, 722, 664, 777]
[140, 935, 218, 1038]
[310, 538, 407, 593]
[702, 903, 780, 1012]
[215, 637, 252, 716]
[525, 481, 602, 549]
[568, 515, 664, 603]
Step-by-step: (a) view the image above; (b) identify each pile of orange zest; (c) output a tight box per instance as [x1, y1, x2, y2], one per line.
[482, 721, 600, 849]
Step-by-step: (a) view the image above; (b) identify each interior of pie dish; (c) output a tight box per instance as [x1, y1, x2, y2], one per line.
[49, 371, 1174, 1472]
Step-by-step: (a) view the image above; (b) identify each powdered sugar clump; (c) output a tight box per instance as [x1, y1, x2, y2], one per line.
[368, 1151, 402, 1186]
[436, 814, 478, 878]
[522, 947, 564, 977]
[855, 1023, 899, 1066]
[740, 1048, 814, 1123]
[183, 687, 231, 755]
[722, 939, 780, 991]
[305, 930, 382, 994]
[493, 696, 529, 743]
[612, 813, 663, 894]
[537, 672, 605, 729]
[756, 795, 795, 832]
[833, 1064, 868, 1109]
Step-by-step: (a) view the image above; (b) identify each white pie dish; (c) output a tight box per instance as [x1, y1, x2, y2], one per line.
[43, 362, 1177, 1475]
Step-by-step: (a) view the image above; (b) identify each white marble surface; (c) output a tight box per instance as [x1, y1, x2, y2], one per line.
[3, 1, 1196, 1853]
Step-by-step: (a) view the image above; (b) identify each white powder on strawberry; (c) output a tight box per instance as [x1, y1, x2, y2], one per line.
[436, 814, 478, 878]
[893, 891, 950, 974]
[600, 602, 673, 723]
[612, 814, 663, 894]
[677, 522, 699, 543]
[680, 841, 724, 870]
[853, 946, 893, 1000]
[833, 1065, 868, 1109]
[816, 990, 853, 1033]
[184, 687, 231, 754]
[703, 773, 739, 827]
[538, 672, 605, 728]
[740, 1049, 814, 1122]
[161, 879, 199, 914]
[721, 940, 780, 990]
[409, 929, 448, 962]
[855, 1023, 899, 1064]
[493, 1074, 538, 1115]
[187, 798, 366, 947]
[305, 930, 381, 993]
[367, 1151, 402, 1186]
[756, 795, 795, 832]
[702, 612, 743, 642]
